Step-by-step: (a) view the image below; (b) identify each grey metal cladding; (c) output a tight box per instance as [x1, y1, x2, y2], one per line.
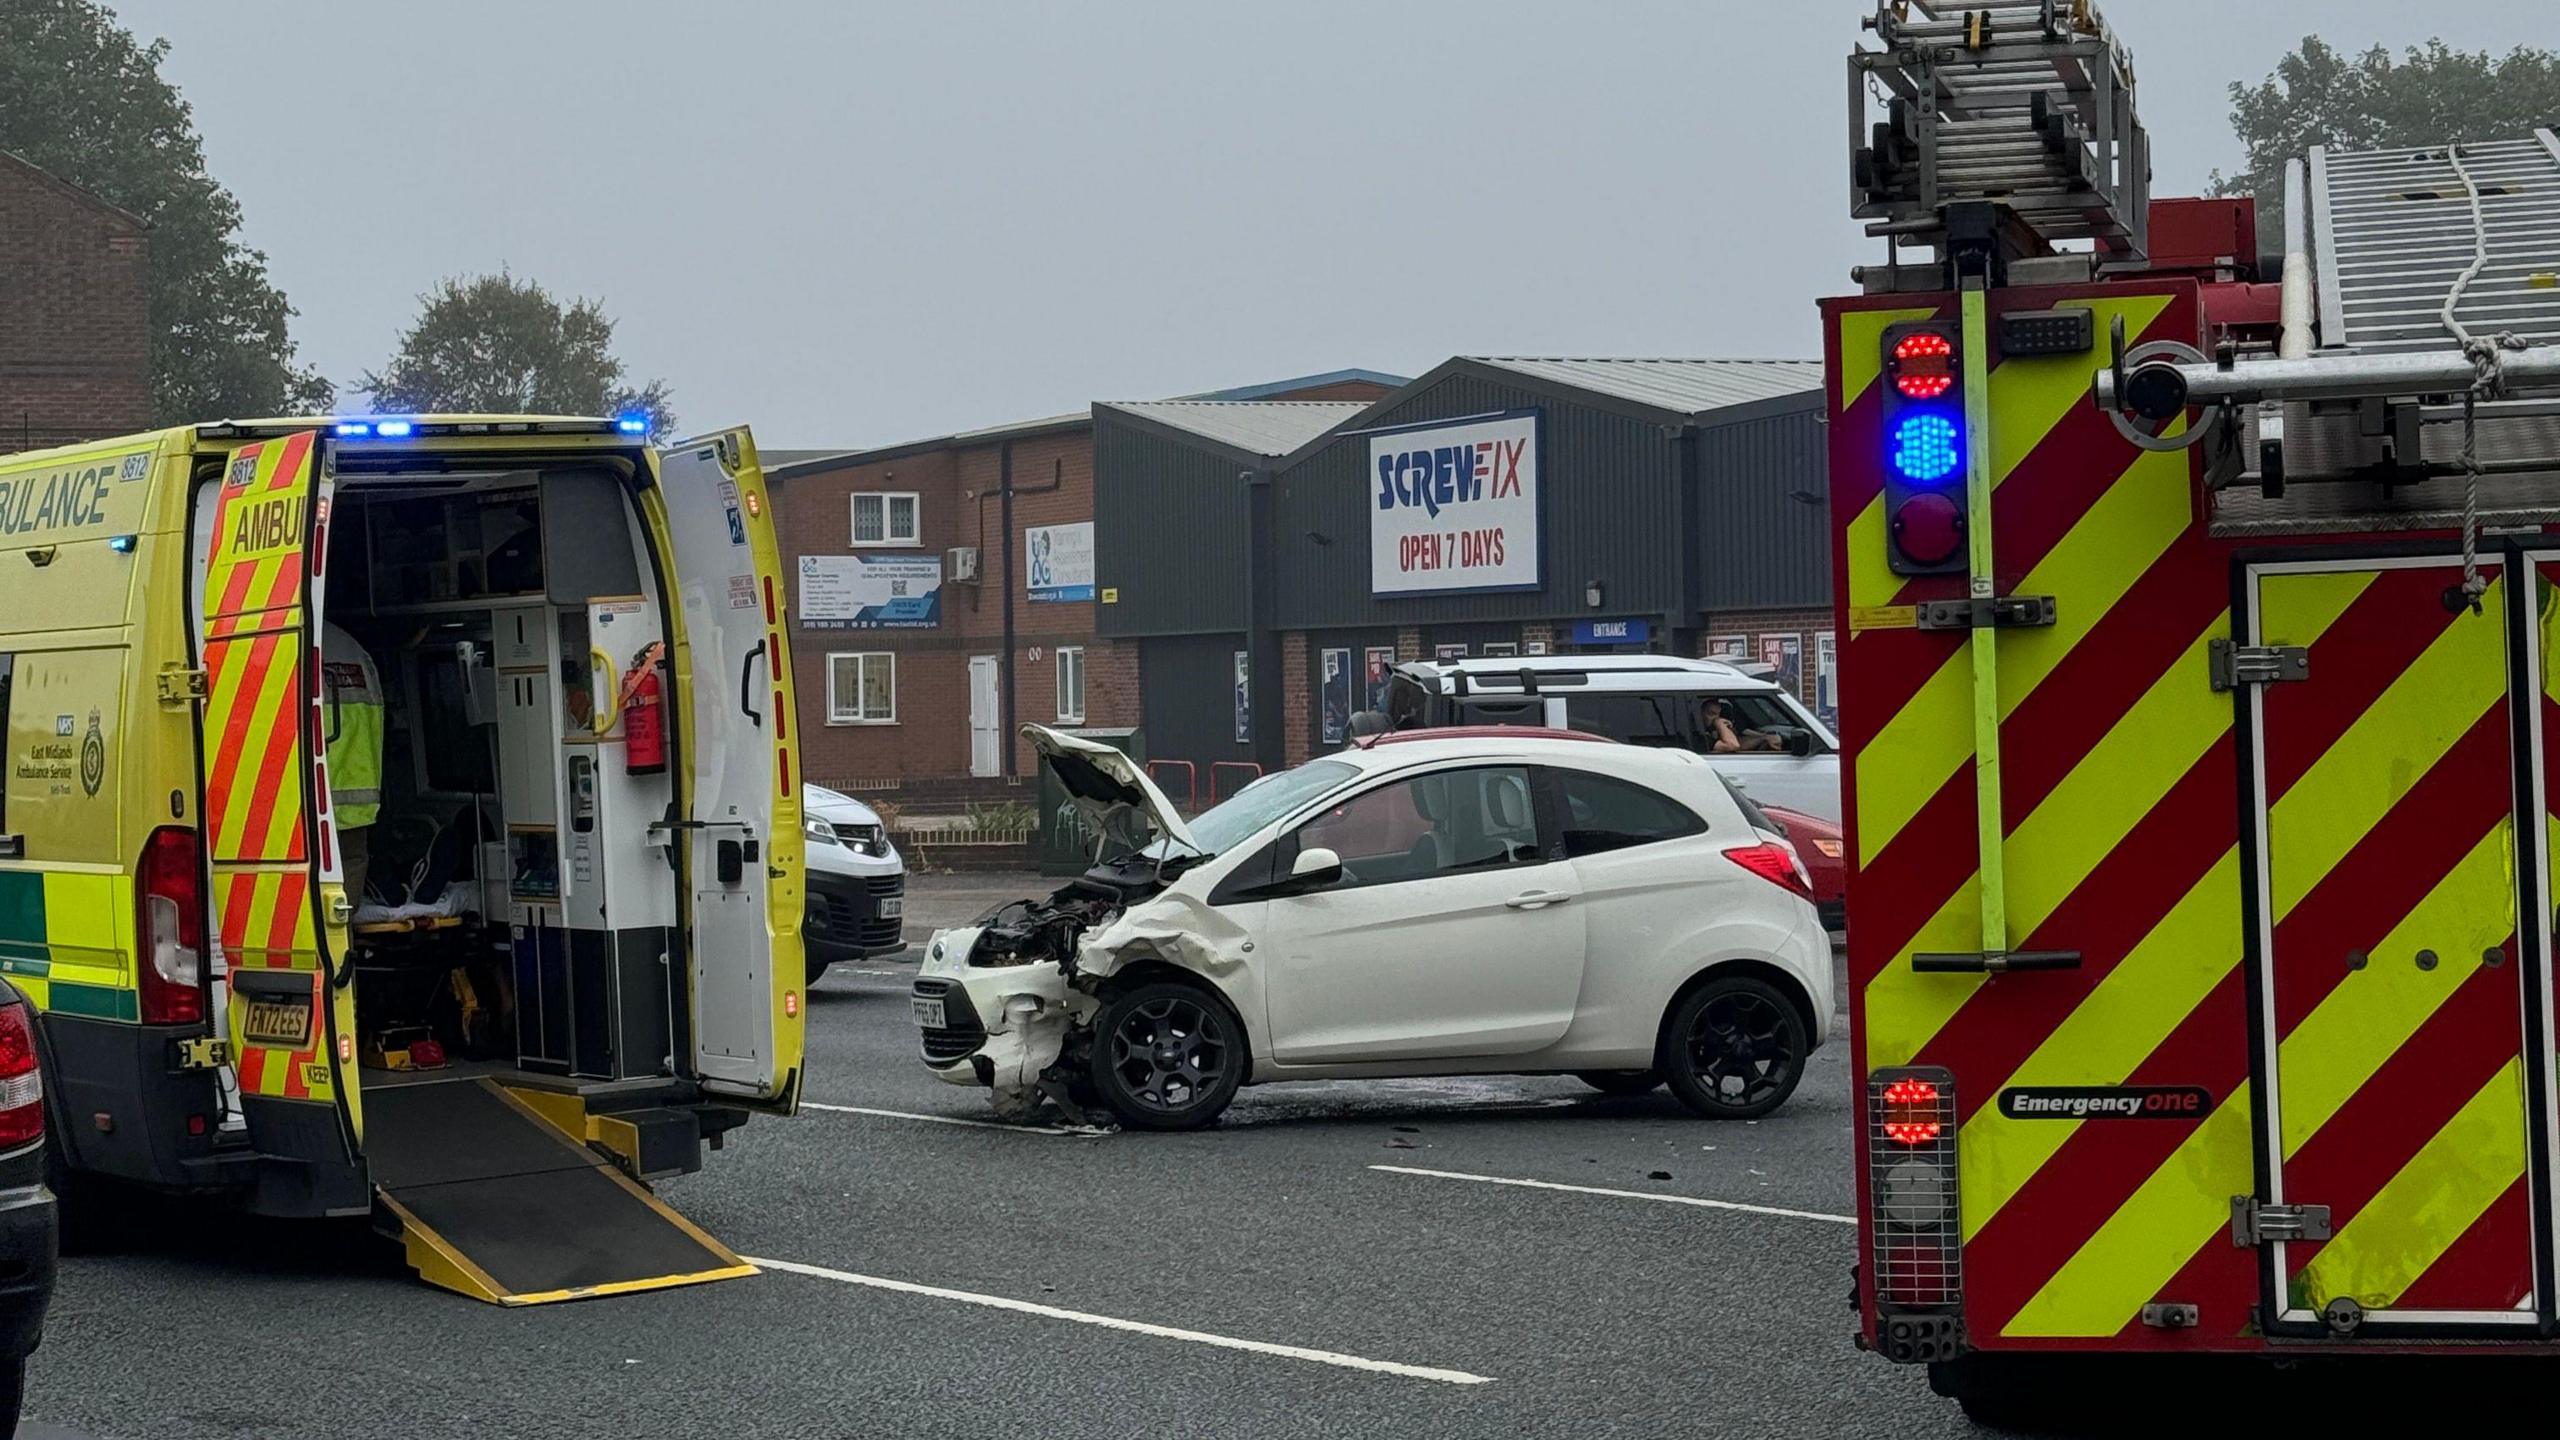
[1274, 371, 1685, 630]
[1094, 415, 1253, 638]
[1138, 633, 1256, 769]
[1696, 398, 1831, 610]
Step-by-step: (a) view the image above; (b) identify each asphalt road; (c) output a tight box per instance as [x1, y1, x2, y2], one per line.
[16, 874, 2385, 1437]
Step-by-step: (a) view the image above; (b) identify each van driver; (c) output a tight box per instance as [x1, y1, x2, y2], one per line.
[1700, 697, 1784, 754]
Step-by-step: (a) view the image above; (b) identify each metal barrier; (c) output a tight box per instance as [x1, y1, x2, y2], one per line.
[1207, 761, 1264, 806]
[1144, 759, 1198, 814]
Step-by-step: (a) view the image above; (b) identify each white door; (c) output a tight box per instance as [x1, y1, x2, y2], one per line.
[1260, 765, 1586, 1063]
[968, 655, 1001, 777]
[654, 428, 801, 1106]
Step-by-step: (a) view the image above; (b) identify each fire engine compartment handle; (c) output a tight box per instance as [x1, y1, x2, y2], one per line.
[1912, 950, 2083, 975]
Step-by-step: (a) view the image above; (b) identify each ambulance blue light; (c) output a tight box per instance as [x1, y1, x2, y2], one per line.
[616, 415, 649, 435]
[109, 534, 137, 554]
[334, 421, 373, 438]
[1889, 412, 1963, 485]
[375, 419, 414, 438]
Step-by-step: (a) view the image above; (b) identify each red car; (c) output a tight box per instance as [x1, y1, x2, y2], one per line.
[1759, 803, 1843, 932]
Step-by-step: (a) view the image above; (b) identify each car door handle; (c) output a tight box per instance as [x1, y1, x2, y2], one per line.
[1505, 891, 1572, 910]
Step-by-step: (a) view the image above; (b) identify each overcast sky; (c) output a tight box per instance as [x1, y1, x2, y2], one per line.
[105, 0, 2549, 448]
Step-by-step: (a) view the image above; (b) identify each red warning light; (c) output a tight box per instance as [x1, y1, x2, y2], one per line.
[1892, 331, 1956, 400]
[1881, 1077, 1943, 1145]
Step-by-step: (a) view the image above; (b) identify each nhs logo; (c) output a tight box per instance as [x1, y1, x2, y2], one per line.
[1369, 411, 1541, 598]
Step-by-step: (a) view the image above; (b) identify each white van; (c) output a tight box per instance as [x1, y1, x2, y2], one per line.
[1379, 656, 1840, 821]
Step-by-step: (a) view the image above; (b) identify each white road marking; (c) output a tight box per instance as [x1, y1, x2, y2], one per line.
[748, 1256, 1494, 1386]
[797, 1101, 1100, 1137]
[1369, 1165, 1854, 1225]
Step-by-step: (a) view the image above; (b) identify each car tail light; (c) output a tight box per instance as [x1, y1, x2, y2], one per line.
[0, 1003, 42, 1149]
[1725, 841, 1815, 904]
[137, 826, 207, 1027]
[1868, 1067, 1961, 1316]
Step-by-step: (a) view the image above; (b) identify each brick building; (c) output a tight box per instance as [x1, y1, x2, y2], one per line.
[774, 370, 1402, 800]
[0, 151, 151, 454]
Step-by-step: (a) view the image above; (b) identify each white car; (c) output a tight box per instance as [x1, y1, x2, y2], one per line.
[912, 725, 1831, 1130]
[1378, 655, 1841, 821]
[802, 784, 907, 981]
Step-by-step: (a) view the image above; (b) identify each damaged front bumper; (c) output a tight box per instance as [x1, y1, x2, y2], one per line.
[914, 926, 1089, 1121]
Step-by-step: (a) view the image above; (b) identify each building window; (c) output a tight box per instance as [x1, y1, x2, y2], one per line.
[851, 492, 920, 547]
[1056, 646, 1086, 724]
[826, 652, 896, 723]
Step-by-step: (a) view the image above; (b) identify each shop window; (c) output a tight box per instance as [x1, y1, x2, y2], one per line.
[851, 492, 920, 547]
[1056, 647, 1086, 724]
[827, 652, 896, 724]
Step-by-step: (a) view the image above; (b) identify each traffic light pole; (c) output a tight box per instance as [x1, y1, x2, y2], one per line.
[1958, 279, 2006, 954]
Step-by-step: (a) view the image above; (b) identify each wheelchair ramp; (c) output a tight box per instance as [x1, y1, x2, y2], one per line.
[366, 1077, 754, 1306]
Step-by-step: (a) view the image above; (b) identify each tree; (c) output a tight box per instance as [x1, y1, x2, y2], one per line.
[360, 272, 676, 432]
[0, 0, 333, 420]
[2214, 37, 2560, 232]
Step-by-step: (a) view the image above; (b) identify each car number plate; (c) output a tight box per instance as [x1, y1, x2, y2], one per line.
[878, 896, 904, 919]
[242, 997, 314, 1049]
[911, 996, 947, 1029]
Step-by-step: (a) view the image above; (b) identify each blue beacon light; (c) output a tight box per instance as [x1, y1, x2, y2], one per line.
[1890, 412, 1962, 485]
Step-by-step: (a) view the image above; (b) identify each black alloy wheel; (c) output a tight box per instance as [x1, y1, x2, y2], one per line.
[1663, 975, 1807, 1120]
[1091, 981, 1245, 1131]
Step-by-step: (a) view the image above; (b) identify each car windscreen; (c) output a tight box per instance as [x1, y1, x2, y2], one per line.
[1173, 759, 1361, 857]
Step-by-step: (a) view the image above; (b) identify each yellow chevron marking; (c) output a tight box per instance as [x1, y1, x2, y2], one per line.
[1960, 854, 2240, 1238]
[2269, 586, 2506, 917]
[214, 638, 298, 858]
[1997, 570, 2514, 1332]
[2004, 1084, 2255, 1337]
[1862, 563, 2362, 1102]
[1856, 439, 2193, 870]
[2297, 1058, 2528, 1314]
[1843, 295, 2174, 617]
[2277, 828, 2516, 1154]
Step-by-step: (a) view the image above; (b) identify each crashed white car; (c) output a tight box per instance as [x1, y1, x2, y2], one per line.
[912, 725, 1831, 1130]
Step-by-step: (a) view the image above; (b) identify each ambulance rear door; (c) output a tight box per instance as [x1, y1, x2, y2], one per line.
[198, 430, 365, 1174]
[652, 427, 804, 1110]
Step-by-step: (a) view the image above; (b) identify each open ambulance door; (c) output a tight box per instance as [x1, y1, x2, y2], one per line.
[199, 430, 365, 1187]
[652, 427, 804, 1111]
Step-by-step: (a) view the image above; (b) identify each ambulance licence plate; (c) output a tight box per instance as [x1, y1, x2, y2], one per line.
[879, 896, 903, 920]
[912, 996, 947, 1029]
[242, 998, 313, 1049]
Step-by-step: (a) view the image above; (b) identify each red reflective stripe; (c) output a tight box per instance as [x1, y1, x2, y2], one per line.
[762, 575, 776, 625]
[266, 872, 306, 965]
[2278, 942, 2521, 1282]
[1959, 707, 2516, 1334]
[2393, 1174, 2535, 1312]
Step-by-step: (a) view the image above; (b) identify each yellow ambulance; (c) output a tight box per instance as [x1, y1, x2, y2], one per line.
[4, 415, 804, 1303]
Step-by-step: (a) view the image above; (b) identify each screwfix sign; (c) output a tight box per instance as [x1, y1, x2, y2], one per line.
[1369, 410, 1541, 597]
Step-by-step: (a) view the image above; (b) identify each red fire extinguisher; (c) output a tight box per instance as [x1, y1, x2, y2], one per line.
[618, 643, 668, 776]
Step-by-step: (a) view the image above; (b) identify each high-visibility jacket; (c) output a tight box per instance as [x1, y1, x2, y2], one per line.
[320, 623, 383, 829]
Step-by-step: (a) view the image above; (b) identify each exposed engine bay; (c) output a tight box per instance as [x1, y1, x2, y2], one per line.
[916, 725, 1264, 1123]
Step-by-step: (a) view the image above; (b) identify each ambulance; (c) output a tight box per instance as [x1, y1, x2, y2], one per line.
[1836, 1, 2560, 1424]
[3, 414, 804, 1304]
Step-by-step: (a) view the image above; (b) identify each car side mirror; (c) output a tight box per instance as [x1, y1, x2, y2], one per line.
[1786, 729, 1817, 758]
[1287, 846, 1344, 891]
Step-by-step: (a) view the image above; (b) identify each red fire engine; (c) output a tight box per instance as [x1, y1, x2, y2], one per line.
[1830, 0, 2560, 1422]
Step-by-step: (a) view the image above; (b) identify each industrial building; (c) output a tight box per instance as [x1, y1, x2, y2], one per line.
[1096, 357, 1830, 780]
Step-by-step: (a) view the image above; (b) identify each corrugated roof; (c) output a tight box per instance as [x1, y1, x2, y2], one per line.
[1464, 357, 1821, 415]
[1101, 400, 1369, 458]
[1182, 369, 1412, 401]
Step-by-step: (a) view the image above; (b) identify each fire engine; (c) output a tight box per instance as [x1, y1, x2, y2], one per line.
[1829, 0, 2560, 1421]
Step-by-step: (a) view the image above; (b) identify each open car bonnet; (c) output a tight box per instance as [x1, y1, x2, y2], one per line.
[1023, 724, 1201, 856]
